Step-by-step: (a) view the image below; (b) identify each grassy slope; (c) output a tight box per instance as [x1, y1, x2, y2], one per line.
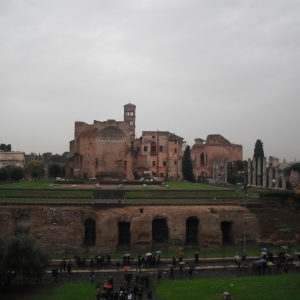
[155, 274, 300, 300]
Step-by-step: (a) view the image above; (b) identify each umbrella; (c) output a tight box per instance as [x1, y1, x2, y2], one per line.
[188, 263, 195, 268]
[179, 262, 185, 265]
[260, 247, 267, 251]
[124, 254, 131, 257]
[267, 262, 273, 266]
[294, 252, 300, 255]
[146, 253, 152, 256]
[123, 266, 131, 271]
[258, 259, 267, 263]
[158, 268, 164, 274]
[179, 252, 184, 255]
[156, 250, 162, 254]
[167, 264, 174, 268]
[261, 252, 267, 255]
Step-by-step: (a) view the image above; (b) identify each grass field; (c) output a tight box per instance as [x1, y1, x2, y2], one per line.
[0, 179, 261, 200]
[2, 274, 300, 300]
[154, 274, 300, 300]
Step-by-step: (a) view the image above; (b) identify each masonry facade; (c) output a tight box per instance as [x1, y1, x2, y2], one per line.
[191, 135, 242, 182]
[0, 152, 25, 168]
[66, 103, 183, 180]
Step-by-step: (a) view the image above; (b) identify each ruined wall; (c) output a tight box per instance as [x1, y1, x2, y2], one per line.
[0, 204, 260, 254]
[0, 152, 25, 168]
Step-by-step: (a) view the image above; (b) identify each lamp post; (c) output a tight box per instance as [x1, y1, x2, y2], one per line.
[242, 185, 251, 255]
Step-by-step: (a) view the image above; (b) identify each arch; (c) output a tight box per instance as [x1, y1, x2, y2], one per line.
[151, 142, 156, 153]
[152, 218, 168, 243]
[85, 218, 96, 245]
[221, 221, 233, 245]
[118, 222, 131, 245]
[15, 215, 30, 235]
[185, 217, 199, 245]
[200, 153, 207, 165]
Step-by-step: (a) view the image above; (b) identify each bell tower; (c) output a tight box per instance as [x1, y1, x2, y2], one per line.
[124, 102, 136, 141]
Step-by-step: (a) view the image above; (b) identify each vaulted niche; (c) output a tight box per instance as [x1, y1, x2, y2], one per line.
[185, 217, 199, 245]
[15, 215, 30, 235]
[152, 218, 168, 243]
[118, 222, 131, 245]
[221, 221, 233, 245]
[85, 218, 96, 245]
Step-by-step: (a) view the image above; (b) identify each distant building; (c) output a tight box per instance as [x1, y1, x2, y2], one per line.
[191, 135, 242, 182]
[66, 103, 183, 180]
[0, 152, 25, 168]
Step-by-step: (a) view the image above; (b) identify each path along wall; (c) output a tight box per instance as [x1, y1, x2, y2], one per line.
[0, 204, 260, 253]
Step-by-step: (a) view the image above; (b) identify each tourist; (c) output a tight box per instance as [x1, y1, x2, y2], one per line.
[108, 276, 114, 289]
[63, 259, 66, 272]
[96, 287, 101, 300]
[119, 291, 125, 300]
[172, 256, 177, 268]
[147, 290, 152, 300]
[113, 291, 118, 300]
[284, 263, 289, 274]
[145, 274, 149, 288]
[107, 254, 111, 266]
[67, 261, 72, 276]
[138, 288, 143, 300]
[90, 270, 95, 283]
[195, 252, 199, 263]
[169, 267, 175, 279]
[116, 260, 120, 271]
[59, 261, 63, 273]
[101, 290, 108, 300]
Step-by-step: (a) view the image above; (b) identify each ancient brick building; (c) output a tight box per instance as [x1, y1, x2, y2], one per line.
[0, 152, 25, 168]
[66, 103, 183, 180]
[191, 135, 242, 182]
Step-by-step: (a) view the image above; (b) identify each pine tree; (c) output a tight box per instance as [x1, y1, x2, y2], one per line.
[182, 145, 195, 182]
[253, 139, 264, 158]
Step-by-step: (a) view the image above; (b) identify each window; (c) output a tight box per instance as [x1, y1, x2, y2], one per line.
[175, 141, 177, 144]
[152, 219, 168, 243]
[118, 222, 131, 245]
[160, 172, 164, 177]
[130, 130, 133, 134]
[95, 158, 98, 169]
[85, 218, 96, 245]
[174, 148, 177, 153]
[163, 161, 166, 166]
[137, 147, 140, 151]
[159, 146, 163, 152]
[152, 136, 155, 138]
[151, 142, 156, 152]
[130, 121, 134, 125]
[144, 146, 148, 152]
[174, 161, 177, 165]
[152, 161, 155, 166]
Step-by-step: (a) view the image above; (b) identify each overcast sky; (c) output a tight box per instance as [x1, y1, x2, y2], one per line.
[1, 0, 299, 162]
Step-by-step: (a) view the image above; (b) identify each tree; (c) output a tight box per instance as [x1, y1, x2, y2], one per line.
[253, 139, 264, 158]
[24, 160, 45, 180]
[10, 166, 24, 181]
[284, 163, 300, 176]
[0, 235, 49, 287]
[0, 144, 6, 151]
[0, 167, 8, 181]
[6, 144, 11, 151]
[182, 145, 195, 182]
[48, 163, 61, 178]
[42, 152, 52, 161]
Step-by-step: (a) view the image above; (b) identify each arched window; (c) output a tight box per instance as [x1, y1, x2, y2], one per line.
[200, 153, 207, 165]
[221, 221, 233, 245]
[85, 218, 96, 245]
[118, 222, 131, 245]
[152, 218, 168, 243]
[186, 217, 199, 245]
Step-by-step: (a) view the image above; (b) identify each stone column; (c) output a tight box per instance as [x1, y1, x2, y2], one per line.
[268, 156, 273, 188]
[248, 158, 252, 185]
[262, 157, 267, 188]
[282, 173, 286, 190]
[275, 166, 279, 189]
[257, 157, 261, 187]
[252, 158, 256, 186]
[221, 158, 225, 183]
[212, 161, 215, 180]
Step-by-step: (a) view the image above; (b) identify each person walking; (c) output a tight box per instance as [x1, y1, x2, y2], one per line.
[147, 290, 152, 300]
[90, 270, 95, 283]
[67, 261, 72, 276]
[195, 252, 199, 263]
[63, 259, 67, 272]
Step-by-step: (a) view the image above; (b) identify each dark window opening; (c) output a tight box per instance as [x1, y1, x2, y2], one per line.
[95, 158, 98, 169]
[84, 173, 88, 180]
[221, 221, 233, 245]
[144, 146, 148, 152]
[200, 153, 207, 165]
[160, 172, 164, 177]
[174, 148, 177, 153]
[163, 161, 166, 166]
[124, 160, 127, 171]
[159, 146, 163, 152]
[118, 222, 131, 245]
[152, 161, 155, 166]
[85, 218, 96, 245]
[137, 147, 140, 151]
[174, 161, 177, 165]
[152, 219, 168, 243]
[186, 217, 199, 245]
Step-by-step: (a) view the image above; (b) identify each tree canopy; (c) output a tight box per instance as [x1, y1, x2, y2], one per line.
[24, 160, 45, 180]
[0, 144, 11, 152]
[284, 163, 300, 176]
[0, 235, 49, 286]
[48, 163, 61, 178]
[253, 139, 264, 158]
[182, 145, 195, 182]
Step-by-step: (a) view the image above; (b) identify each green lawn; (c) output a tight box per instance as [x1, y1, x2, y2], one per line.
[155, 274, 300, 300]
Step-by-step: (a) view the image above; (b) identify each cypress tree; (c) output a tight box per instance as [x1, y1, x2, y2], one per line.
[182, 145, 195, 182]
